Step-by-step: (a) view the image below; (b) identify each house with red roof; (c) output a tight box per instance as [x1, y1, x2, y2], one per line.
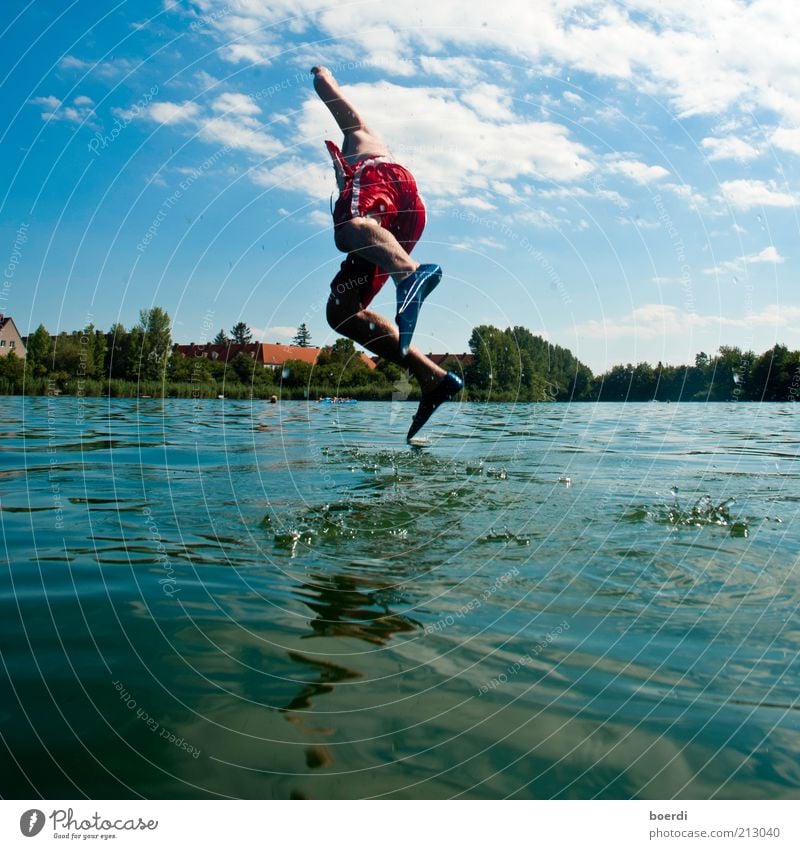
[173, 341, 376, 370]
[0, 313, 26, 359]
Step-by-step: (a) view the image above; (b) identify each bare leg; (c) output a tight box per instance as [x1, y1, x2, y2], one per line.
[335, 217, 418, 284]
[327, 294, 445, 393]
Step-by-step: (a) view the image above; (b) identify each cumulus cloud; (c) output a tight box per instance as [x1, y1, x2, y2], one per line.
[250, 158, 331, 199]
[701, 136, 760, 162]
[771, 127, 800, 155]
[29, 94, 94, 124]
[719, 180, 797, 210]
[297, 82, 593, 200]
[211, 92, 261, 117]
[704, 245, 784, 275]
[149, 101, 200, 125]
[577, 302, 800, 342]
[606, 158, 669, 184]
[192, 0, 800, 130]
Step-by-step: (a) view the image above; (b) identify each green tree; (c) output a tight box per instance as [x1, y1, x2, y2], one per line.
[280, 358, 312, 388]
[230, 352, 257, 383]
[137, 307, 172, 381]
[231, 321, 252, 345]
[316, 338, 372, 388]
[749, 344, 794, 401]
[292, 323, 312, 347]
[25, 324, 53, 377]
[106, 323, 131, 379]
[0, 351, 25, 390]
[213, 328, 229, 345]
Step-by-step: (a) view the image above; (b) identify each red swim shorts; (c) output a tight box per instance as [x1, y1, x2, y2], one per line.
[329, 159, 426, 309]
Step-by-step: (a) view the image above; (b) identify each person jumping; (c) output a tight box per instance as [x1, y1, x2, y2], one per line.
[312, 66, 462, 442]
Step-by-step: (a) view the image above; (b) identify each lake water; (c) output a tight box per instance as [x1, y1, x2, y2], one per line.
[1, 397, 798, 799]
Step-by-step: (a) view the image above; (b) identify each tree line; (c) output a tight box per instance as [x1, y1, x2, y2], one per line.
[1, 308, 797, 402]
[0, 310, 415, 399]
[465, 327, 800, 402]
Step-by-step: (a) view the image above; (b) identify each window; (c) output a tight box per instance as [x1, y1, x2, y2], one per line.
[9, 341, 15, 348]
[0, 340, 6, 347]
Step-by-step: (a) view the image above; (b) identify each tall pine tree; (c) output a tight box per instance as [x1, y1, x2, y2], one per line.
[292, 323, 312, 347]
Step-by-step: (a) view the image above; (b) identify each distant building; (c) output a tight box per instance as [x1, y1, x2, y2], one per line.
[173, 342, 376, 370]
[0, 313, 26, 359]
[369, 352, 473, 369]
[426, 352, 473, 369]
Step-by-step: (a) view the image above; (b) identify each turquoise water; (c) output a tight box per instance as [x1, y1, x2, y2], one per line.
[1, 396, 798, 799]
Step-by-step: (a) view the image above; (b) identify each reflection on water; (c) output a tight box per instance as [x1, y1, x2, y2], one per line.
[1, 397, 799, 799]
[295, 572, 422, 644]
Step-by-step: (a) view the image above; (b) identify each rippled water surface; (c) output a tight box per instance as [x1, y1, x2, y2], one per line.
[1, 397, 799, 799]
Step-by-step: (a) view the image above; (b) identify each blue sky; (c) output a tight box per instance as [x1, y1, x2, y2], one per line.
[2, 0, 799, 372]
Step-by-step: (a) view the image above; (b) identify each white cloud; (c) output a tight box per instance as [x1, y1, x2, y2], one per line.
[59, 54, 131, 77]
[199, 115, 279, 156]
[459, 196, 496, 211]
[771, 127, 800, 155]
[538, 185, 629, 207]
[701, 136, 760, 162]
[419, 55, 484, 84]
[719, 179, 796, 210]
[297, 82, 593, 201]
[703, 245, 785, 275]
[222, 43, 271, 65]
[59, 55, 89, 70]
[251, 157, 331, 199]
[577, 302, 800, 342]
[606, 158, 669, 184]
[750, 245, 784, 264]
[461, 83, 514, 122]
[191, 0, 800, 133]
[211, 92, 261, 117]
[29, 95, 61, 110]
[307, 209, 331, 228]
[29, 94, 94, 124]
[149, 101, 200, 125]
